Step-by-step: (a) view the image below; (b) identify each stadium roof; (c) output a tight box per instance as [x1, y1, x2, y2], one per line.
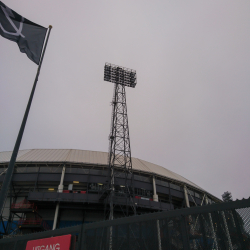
[0, 149, 207, 195]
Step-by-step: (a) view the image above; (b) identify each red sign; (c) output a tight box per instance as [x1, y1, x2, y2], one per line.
[25, 234, 71, 250]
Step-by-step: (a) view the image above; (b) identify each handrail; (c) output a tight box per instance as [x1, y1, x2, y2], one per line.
[18, 219, 50, 230]
[11, 199, 37, 210]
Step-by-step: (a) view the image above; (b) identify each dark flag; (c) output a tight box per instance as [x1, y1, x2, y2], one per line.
[0, 1, 47, 64]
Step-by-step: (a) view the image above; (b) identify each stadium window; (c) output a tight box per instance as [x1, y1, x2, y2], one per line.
[195, 192, 201, 199]
[157, 192, 169, 203]
[134, 188, 152, 198]
[138, 188, 142, 196]
[189, 190, 195, 196]
[170, 183, 181, 191]
[141, 189, 146, 196]
[88, 183, 98, 192]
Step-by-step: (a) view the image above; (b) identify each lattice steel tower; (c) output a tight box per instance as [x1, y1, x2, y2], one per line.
[103, 62, 137, 220]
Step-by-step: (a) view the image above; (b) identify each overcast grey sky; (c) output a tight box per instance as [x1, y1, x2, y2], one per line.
[1, 1, 250, 200]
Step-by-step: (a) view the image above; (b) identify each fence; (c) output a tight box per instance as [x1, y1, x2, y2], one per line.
[1, 197, 250, 250]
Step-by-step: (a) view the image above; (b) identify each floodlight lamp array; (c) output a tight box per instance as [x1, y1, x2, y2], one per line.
[104, 63, 137, 88]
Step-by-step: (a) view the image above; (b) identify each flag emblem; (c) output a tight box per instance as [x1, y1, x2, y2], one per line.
[0, 1, 47, 64]
[0, 4, 25, 37]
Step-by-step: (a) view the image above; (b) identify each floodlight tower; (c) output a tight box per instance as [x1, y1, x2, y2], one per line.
[103, 62, 137, 220]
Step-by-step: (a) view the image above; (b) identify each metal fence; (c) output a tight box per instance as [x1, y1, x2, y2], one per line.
[1, 197, 250, 250]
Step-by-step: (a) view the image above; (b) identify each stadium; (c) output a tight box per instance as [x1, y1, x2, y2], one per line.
[0, 149, 220, 236]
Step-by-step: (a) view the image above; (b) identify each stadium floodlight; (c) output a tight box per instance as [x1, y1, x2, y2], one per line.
[104, 63, 137, 88]
[102, 62, 137, 225]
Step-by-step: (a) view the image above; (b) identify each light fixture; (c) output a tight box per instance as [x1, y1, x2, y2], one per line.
[98, 183, 103, 185]
[73, 181, 79, 184]
[104, 63, 137, 88]
[120, 185, 125, 188]
[48, 188, 54, 191]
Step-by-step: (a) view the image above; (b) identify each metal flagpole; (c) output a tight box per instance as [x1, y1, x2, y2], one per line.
[0, 25, 52, 218]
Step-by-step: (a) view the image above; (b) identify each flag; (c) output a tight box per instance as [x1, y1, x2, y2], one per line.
[0, 1, 47, 64]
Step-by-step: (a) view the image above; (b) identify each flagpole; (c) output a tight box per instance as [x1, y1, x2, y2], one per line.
[0, 25, 52, 219]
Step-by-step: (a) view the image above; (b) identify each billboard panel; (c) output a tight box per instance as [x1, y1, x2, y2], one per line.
[25, 234, 71, 250]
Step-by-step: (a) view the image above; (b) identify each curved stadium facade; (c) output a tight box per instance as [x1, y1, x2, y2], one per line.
[0, 149, 220, 235]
